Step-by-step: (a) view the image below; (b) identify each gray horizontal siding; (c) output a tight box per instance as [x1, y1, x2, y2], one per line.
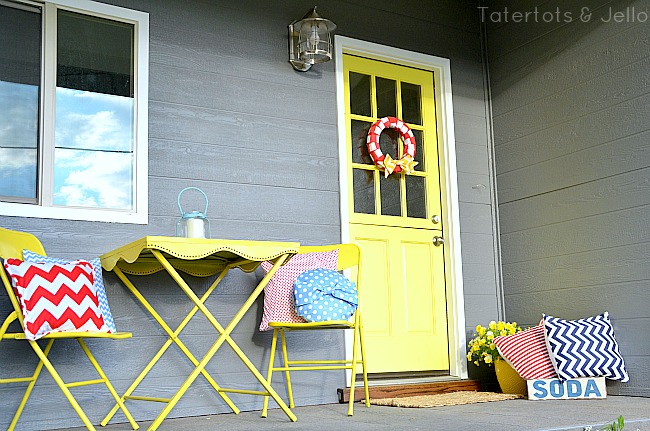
[490, 0, 650, 396]
[493, 56, 650, 147]
[494, 93, 650, 177]
[491, 17, 650, 115]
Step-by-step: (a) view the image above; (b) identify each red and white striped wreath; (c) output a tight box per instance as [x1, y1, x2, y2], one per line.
[366, 116, 418, 177]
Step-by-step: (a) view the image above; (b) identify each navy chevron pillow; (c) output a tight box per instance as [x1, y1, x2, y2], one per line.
[543, 312, 629, 382]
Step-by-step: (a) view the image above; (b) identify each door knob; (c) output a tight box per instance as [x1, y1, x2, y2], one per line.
[431, 215, 441, 224]
[432, 236, 445, 246]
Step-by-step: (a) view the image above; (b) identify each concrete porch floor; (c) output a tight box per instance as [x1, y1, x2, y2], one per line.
[56, 395, 650, 431]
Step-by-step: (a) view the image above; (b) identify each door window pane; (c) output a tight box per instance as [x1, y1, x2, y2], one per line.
[379, 128, 400, 161]
[0, 4, 41, 201]
[412, 129, 425, 172]
[353, 169, 375, 214]
[406, 176, 426, 219]
[351, 120, 372, 164]
[401, 82, 422, 125]
[349, 72, 371, 117]
[54, 10, 135, 209]
[376, 77, 396, 119]
[380, 174, 401, 216]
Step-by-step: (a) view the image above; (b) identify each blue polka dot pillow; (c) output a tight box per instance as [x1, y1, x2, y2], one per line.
[293, 269, 358, 323]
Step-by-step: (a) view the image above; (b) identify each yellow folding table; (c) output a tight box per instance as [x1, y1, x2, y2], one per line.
[99, 236, 299, 430]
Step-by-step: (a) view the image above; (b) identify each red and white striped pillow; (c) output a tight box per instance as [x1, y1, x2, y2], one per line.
[3, 259, 110, 340]
[494, 323, 557, 380]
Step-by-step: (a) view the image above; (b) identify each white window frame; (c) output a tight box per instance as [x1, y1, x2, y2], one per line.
[0, 0, 149, 224]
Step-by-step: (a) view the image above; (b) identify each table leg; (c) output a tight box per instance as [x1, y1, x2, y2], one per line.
[146, 253, 297, 431]
[101, 267, 239, 426]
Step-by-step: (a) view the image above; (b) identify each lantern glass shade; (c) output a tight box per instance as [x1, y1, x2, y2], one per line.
[289, 7, 336, 71]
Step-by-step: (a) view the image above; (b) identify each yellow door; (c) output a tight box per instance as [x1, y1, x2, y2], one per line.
[343, 54, 449, 373]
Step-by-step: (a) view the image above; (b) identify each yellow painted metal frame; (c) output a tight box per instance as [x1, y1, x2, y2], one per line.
[99, 236, 300, 430]
[261, 243, 369, 417]
[0, 227, 137, 431]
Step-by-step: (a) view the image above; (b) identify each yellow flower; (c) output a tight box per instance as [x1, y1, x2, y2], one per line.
[466, 320, 522, 367]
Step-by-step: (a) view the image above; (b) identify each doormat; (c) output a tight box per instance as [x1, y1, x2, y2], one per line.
[368, 391, 522, 408]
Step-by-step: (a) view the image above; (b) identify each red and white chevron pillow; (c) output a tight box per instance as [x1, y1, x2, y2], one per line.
[3, 259, 111, 340]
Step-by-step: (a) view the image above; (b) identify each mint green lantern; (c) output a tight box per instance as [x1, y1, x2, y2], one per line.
[176, 187, 211, 239]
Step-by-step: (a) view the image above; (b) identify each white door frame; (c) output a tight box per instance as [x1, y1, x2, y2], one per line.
[334, 36, 468, 380]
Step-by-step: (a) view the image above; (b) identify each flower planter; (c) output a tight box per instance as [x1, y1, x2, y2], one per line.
[495, 359, 527, 396]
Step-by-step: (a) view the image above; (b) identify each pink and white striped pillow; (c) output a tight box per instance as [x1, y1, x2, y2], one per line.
[494, 323, 557, 380]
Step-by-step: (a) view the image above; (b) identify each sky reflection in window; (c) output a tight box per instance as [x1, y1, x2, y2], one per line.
[54, 87, 133, 209]
[0, 80, 39, 199]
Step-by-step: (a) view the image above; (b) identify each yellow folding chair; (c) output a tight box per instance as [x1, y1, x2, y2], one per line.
[261, 243, 370, 417]
[0, 227, 138, 431]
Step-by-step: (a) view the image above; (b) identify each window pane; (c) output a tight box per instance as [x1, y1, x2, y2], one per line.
[55, 11, 135, 209]
[351, 120, 372, 164]
[55, 88, 134, 153]
[376, 77, 396, 118]
[0, 146, 38, 199]
[349, 72, 371, 117]
[406, 176, 426, 219]
[412, 129, 425, 172]
[0, 4, 41, 201]
[401, 82, 422, 125]
[379, 128, 400, 160]
[353, 169, 375, 214]
[57, 10, 134, 97]
[380, 174, 401, 216]
[53, 148, 132, 208]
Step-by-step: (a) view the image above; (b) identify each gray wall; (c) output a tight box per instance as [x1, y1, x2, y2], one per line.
[488, 0, 650, 396]
[0, 0, 500, 429]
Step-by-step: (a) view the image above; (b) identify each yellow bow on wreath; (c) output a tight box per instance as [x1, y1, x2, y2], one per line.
[379, 154, 418, 178]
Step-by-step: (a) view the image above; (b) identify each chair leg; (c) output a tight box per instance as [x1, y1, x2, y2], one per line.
[261, 329, 279, 418]
[77, 339, 139, 430]
[28, 340, 97, 431]
[348, 322, 361, 416]
[5, 339, 53, 431]
[0, 311, 17, 338]
[358, 315, 370, 407]
[279, 329, 295, 408]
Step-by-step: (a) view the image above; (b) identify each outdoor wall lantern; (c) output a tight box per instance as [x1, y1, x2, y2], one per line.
[288, 6, 336, 72]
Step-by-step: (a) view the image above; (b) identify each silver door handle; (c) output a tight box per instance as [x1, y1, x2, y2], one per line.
[431, 215, 441, 224]
[432, 236, 445, 246]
